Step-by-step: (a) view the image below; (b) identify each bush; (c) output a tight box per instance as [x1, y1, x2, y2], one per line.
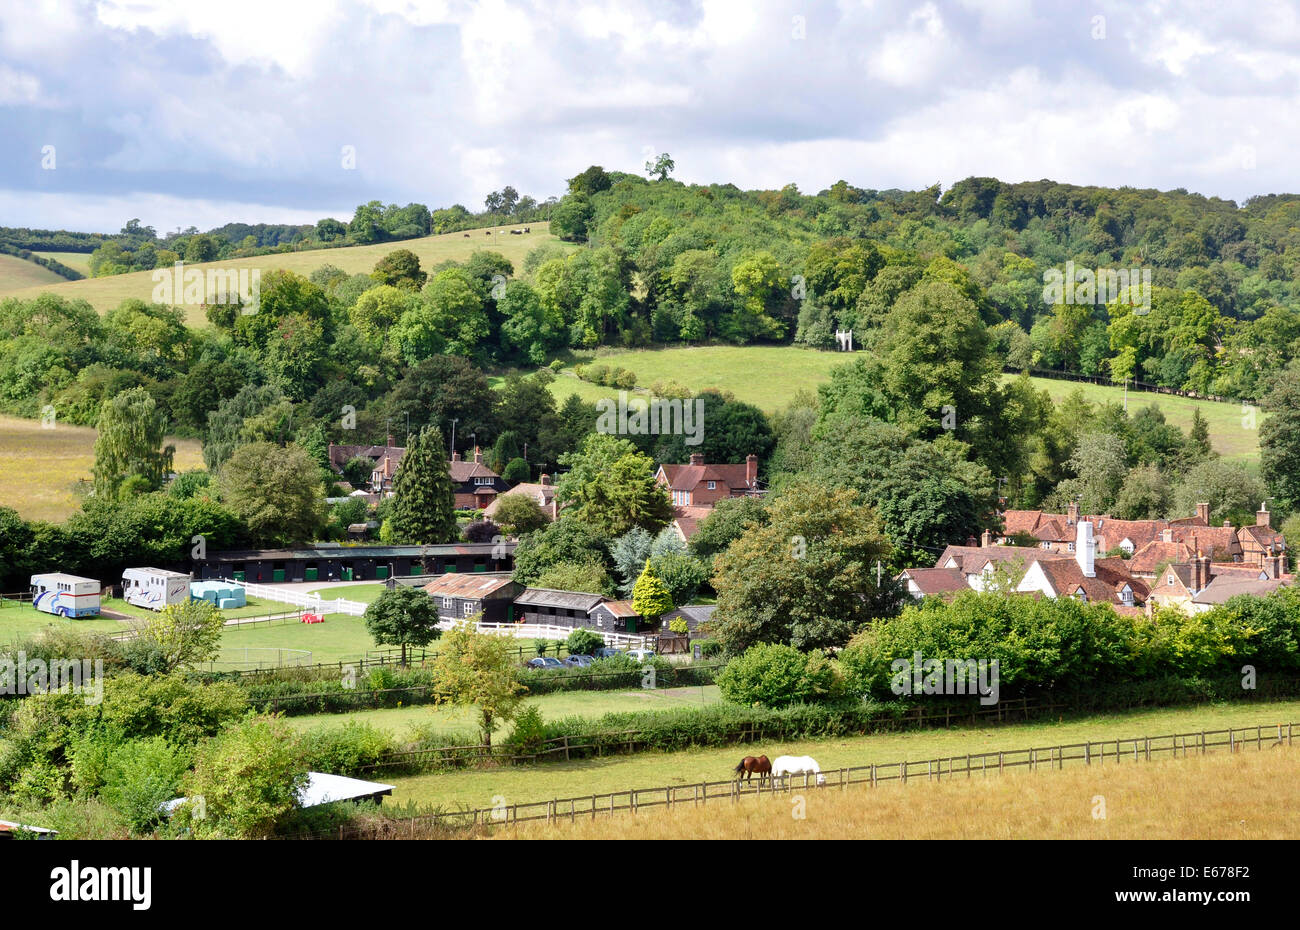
[716, 643, 839, 708]
[502, 704, 547, 756]
[100, 737, 191, 836]
[182, 716, 308, 839]
[565, 629, 603, 656]
[297, 722, 395, 777]
[668, 618, 689, 635]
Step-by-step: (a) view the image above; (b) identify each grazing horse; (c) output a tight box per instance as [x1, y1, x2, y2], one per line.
[734, 755, 772, 785]
[772, 755, 827, 787]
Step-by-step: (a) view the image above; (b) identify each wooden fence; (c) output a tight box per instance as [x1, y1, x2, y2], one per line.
[282, 721, 1297, 839]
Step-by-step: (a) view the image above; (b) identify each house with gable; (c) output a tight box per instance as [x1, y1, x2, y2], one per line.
[448, 448, 509, 510]
[655, 452, 763, 543]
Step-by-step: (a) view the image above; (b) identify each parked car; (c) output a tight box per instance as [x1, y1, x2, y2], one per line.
[563, 655, 594, 668]
[526, 657, 564, 670]
[625, 649, 657, 662]
[593, 647, 624, 659]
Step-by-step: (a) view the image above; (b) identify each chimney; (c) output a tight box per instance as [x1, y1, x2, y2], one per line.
[1195, 553, 1211, 592]
[1195, 501, 1210, 525]
[387, 434, 394, 448]
[746, 453, 758, 488]
[1162, 527, 1173, 543]
[1223, 519, 1233, 528]
[1076, 521, 1095, 577]
[473, 446, 483, 464]
[981, 529, 992, 548]
[1067, 501, 1079, 526]
[1257, 502, 1271, 528]
[689, 453, 704, 466]
[539, 473, 550, 486]
[451, 451, 461, 462]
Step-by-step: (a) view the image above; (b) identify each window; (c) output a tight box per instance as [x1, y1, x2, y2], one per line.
[1167, 574, 1175, 586]
[1121, 588, 1133, 605]
[474, 476, 494, 486]
[462, 601, 475, 616]
[707, 481, 716, 490]
[442, 597, 454, 610]
[1067, 542, 1075, 552]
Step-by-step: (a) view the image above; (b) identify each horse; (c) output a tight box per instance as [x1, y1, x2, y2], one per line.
[733, 755, 772, 785]
[772, 755, 827, 788]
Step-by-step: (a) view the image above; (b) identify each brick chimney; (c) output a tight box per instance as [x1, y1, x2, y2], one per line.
[1265, 551, 1284, 579]
[689, 453, 704, 466]
[746, 453, 758, 488]
[473, 446, 483, 464]
[451, 451, 461, 462]
[539, 473, 550, 486]
[1194, 552, 1211, 592]
[1067, 501, 1079, 526]
[981, 529, 993, 548]
[387, 434, 394, 448]
[1195, 501, 1210, 525]
[1257, 502, 1271, 528]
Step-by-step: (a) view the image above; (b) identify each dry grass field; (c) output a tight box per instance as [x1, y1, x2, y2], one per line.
[0, 223, 572, 320]
[0, 414, 203, 522]
[496, 743, 1300, 840]
[0, 253, 67, 292]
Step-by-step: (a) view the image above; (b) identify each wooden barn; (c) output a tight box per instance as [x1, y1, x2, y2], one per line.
[422, 573, 522, 623]
[193, 543, 515, 583]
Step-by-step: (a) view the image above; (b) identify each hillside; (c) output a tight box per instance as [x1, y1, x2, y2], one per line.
[539, 346, 1260, 461]
[0, 222, 571, 321]
[0, 253, 68, 292]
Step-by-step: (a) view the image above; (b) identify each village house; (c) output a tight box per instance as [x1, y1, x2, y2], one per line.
[482, 472, 560, 522]
[1146, 546, 1290, 615]
[327, 436, 406, 494]
[422, 572, 522, 623]
[448, 448, 509, 510]
[655, 453, 763, 542]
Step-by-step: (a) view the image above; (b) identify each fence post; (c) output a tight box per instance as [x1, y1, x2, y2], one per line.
[870, 764, 876, 788]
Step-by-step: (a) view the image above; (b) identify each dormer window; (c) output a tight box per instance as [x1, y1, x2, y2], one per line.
[1121, 587, 1133, 605]
[707, 481, 716, 490]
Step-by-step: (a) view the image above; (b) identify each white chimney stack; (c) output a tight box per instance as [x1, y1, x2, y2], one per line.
[1076, 520, 1095, 578]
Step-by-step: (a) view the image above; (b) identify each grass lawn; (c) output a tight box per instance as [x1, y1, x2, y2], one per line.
[31, 251, 92, 275]
[99, 595, 278, 621]
[0, 600, 127, 644]
[0, 414, 203, 522]
[0, 254, 68, 293]
[3, 224, 574, 320]
[502, 742, 1300, 840]
[304, 583, 389, 604]
[288, 685, 722, 738]
[217, 612, 377, 665]
[534, 346, 1257, 460]
[385, 697, 1300, 812]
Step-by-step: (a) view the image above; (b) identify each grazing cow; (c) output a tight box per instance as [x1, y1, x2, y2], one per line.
[524, 227, 531, 233]
[771, 755, 827, 787]
[509, 229, 521, 235]
[463, 233, 470, 237]
[485, 231, 491, 236]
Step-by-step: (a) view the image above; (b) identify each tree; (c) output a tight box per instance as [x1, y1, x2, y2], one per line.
[464, 519, 501, 544]
[1172, 459, 1265, 525]
[631, 559, 674, 622]
[512, 518, 610, 585]
[1260, 362, 1300, 513]
[92, 387, 175, 500]
[649, 550, 708, 607]
[217, 442, 327, 546]
[645, 152, 675, 181]
[534, 559, 613, 595]
[715, 643, 837, 708]
[1114, 463, 1172, 520]
[710, 482, 898, 653]
[688, 496, 769, 564]
[131, 598, 225, 672]
[390, 426, 457, 544]
[611, 527, 654, 594]
[371, 249, 427, 289]
[492, 494, 550, 536]
[182, 716, 308, 839]
[432, 620, 527, 747]
[555, 433, 673, 537]
[1188, 408, 1213, 459]
[363, 586, 442, 665]
[565, 628, 604, 656]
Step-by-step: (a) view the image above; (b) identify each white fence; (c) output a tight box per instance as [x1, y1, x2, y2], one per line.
[439, 620, 653, 649]
[222, 579, 369, 617]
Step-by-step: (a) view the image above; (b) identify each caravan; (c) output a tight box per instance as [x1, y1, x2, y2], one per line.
[30, 574, 102, 618]
[122, 568, 192, 611]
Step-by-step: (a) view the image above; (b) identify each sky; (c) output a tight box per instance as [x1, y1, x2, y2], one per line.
[1, 0, 1297, 233]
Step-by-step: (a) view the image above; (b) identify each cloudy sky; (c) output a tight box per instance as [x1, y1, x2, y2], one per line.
[2, 0, 1296, 233]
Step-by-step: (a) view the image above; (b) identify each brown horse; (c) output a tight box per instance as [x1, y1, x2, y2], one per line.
[734, 755, 772, 785]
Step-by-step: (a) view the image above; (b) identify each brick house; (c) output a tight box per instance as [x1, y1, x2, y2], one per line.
[328, 436, 406, 493]
[449, 448, 509, 510]
[656, 453, 762, 542]
[1147, 551, 1290, 614]
[483, 473, 560, 523]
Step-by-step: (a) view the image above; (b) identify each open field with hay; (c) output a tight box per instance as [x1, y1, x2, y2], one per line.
[0, 253, 67, 291]
[385, 699, 1300, 811]
[497, 740, 1300, 840]
[0, 414, 204, 522]
[541, 346, 1259, 460]
[0, 223, 572, 320]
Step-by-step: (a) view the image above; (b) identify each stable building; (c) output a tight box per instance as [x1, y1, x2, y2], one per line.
[422, 573, 522, 623]
[193, 543, 515, 583]
[513, 588, 607, 628]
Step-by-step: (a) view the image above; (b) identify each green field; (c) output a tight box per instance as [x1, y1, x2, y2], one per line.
[0, 414, 205, 523]
[304, 583, 389, 604]
[289, 684, 722, 738]
[385, 698, 1300, 811]
[31, 251, 92, 274]
[539, 346, 1259, 460]
[217, 612, 377, 665]
[99, 595, 277, 621]
[1, 223, 573, 320]
[0, 601, 127, 644]
[0, 253, 67, 292]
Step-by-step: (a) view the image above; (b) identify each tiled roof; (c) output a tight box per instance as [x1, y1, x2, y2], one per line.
[1034, 557, 1147, 605]
[1129, 540, 1193, 575]
[899, 567, 970, 595]
[937, 545, 1047, 572]
[595, 599, 640, 617]
[658, 463, 755, 492]
[671, 505, 714, 541]
[449, 460, 500, 482]
[1192, 575, 1292, 605]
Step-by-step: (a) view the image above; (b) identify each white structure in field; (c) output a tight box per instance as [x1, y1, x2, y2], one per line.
[122, 568, 192, 611]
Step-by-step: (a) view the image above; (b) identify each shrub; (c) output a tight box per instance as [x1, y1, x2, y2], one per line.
[716, 643, 839, 708]
[668, 617, 689, 635]
[297, 722, 394, 777]
[100, 737, 191, 836]
[614, 369, 637, 389]
[565, 629, 603, 656]
[502, 704, 547, 756]
[182, 716, 308, 839]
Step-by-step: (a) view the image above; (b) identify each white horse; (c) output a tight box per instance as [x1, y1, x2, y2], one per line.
[771, 755, 827, 787]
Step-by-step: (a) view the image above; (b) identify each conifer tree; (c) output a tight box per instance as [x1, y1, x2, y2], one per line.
[390, 426, 457, 544]
[632, 558, 674, 622]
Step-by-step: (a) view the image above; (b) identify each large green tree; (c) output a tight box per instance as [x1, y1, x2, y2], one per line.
[92, 387, 175, 499]
[1261, 362, 1300, 513]
[555, 433, 673, 537]
[363, 586, 443, 665]
[389, 426, 457, 544]
[217, 442, 326, 546]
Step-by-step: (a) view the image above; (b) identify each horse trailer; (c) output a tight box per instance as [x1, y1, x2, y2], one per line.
[122, 568, 192, 611]
[30, 573, 102, 618]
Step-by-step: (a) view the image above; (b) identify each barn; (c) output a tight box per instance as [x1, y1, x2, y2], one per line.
[422, 573, 522, 623]
[193, 543, 515, 583]
[513, 588, 607, 628]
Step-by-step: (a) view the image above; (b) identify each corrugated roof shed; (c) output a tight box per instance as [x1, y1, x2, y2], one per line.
[515, 588, 606, 611]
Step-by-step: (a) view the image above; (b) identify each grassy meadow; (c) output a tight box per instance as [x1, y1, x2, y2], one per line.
[0, 601, 128, 644]
[498, 742, 1300, 840]
[384, 698, 1300, 812]
[31, 251, 93, 274]
[0, 414, 203, 522]
[0, 253, 67, 291]
[0, 223, 572, 320]
[540, 346, 1259, 460]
